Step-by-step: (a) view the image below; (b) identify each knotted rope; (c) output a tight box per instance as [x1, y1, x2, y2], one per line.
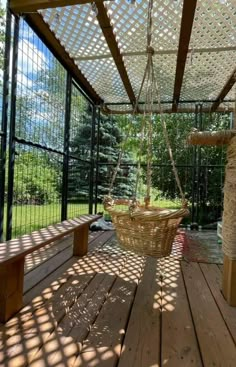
[107, 0, 187, 211]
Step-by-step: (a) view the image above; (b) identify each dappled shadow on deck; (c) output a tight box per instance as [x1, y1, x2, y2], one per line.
[0, 232, 235, 367]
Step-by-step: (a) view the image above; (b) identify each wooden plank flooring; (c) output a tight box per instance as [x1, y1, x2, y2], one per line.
[161, 258, 202, 367]
[0, 231, 236, 367]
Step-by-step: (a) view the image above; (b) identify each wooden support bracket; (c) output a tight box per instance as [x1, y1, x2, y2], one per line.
[0, 258, 24, 323]
[73, 224, 89, 257]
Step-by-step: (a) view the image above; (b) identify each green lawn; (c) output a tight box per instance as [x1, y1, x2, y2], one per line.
[3, 198, 181, 238]
[3, 203, 90, 238]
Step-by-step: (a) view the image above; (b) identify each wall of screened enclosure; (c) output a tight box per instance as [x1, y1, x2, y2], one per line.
[0, 10, 233, 241]
[0, 14, 95, 240]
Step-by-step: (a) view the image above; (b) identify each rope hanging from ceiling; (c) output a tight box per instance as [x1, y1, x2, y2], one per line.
[103, 0, 189, 258]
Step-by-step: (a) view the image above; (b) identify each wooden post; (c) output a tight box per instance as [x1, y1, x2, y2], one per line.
[73, 224, 89, 257]
[222, 255, 236, 306]
[0, 258, 24, 322]
[188, 130, 236, 307]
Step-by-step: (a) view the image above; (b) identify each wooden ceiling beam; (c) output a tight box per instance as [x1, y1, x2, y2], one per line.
[10, 0, 107, 14]
[211, 68, 236, 112]
[103, 107, 234, 115]
[25, 13, 102, 104]
[172, 0, 197, 112]
[74, 46, 236, 61]
[96, 2, 136, 107]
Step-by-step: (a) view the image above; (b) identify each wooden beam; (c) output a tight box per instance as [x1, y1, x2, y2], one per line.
[102, 106, 233, 115]
[25, 13, 102, 104]
[172, 0, 197, 112]
[10, 0, 107, 14]
[211, 68, 236, 112]
[96, 2, 136, 106]
[74, 46, 236, 62]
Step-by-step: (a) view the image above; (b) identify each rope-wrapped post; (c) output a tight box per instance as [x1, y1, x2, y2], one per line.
[188, 130, 236, 306]
[222, 136, 236, 305]
[187, 130, 236, 146]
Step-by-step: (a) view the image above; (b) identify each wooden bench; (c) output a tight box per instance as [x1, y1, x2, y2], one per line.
[0, 214, 101, 322]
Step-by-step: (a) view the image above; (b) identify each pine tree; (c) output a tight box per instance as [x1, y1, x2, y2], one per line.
[70, 112, 136, 201]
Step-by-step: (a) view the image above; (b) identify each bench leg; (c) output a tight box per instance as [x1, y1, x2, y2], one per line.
[73, 224, 89, 257]
[0, 258, 25, 323]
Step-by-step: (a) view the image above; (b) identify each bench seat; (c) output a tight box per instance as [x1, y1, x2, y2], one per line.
[0, 214, 101, 322]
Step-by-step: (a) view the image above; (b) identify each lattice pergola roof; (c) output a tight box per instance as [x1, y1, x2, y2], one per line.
[10, 0, 236, 113]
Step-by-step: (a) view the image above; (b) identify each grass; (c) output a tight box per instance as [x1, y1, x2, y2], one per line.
[3, 203, 90, 238]
[3, 198, 181, 238]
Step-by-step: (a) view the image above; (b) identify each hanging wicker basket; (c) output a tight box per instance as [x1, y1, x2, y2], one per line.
[104, 198, 189, 258]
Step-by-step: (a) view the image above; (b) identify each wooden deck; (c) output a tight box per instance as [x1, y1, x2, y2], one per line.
[1, 230, 236, 367]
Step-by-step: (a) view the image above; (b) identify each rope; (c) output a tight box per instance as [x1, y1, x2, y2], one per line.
[145, 56, 154, 205]
[152, 63, 187, 207]
[147, 0, 153, 47]
[134, 114, 146, 196]
[108, 52, 150, 196]
[108, 0, 187, 209]
[143, 0, 154, 205]
[161, 118, 187, 207]
[108, 0, 154, 197]
[108, 120, 132, 196]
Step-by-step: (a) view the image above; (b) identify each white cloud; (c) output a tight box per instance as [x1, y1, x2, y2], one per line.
[17, 72, 33, 91]
[18, 39, 46, 75]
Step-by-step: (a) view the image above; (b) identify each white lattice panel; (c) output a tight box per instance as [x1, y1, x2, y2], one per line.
[106, 104, 133, 113]
[137, 103, 170, 113]
[40, 5, 110, 58]
[77, 58, 128, 103]
[39, 1, 236, 106]
[106, 0, 183, 53]
[181, 51, 236, 101]
[124, 53, 177, 102]
[190, 0, 236, 49]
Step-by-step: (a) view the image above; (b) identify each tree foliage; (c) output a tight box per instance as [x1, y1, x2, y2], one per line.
[13, 152, 59, 204]
[121, 111, 230, 222]
[97, 114, 136, 199]
[70, 111, 136, 200]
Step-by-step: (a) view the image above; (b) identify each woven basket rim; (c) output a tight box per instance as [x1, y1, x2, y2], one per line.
[105, 201, 189, 221]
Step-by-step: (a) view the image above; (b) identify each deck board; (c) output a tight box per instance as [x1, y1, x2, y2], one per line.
[24, 245, 73, 293]
[24, 235, 125, 367]
[29, 274, 106, 367]
[24, 235, 71, 274]
[118, 256, 162, 367]
[0, 232, 114, 357]
[182, 261, 236, 367]
[200, 263, 236, 345]
[76, 255, 144, 367]
[23, 231, 113, 303]
[1, 231, 236, 367]
[161, 258, 202, 366]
